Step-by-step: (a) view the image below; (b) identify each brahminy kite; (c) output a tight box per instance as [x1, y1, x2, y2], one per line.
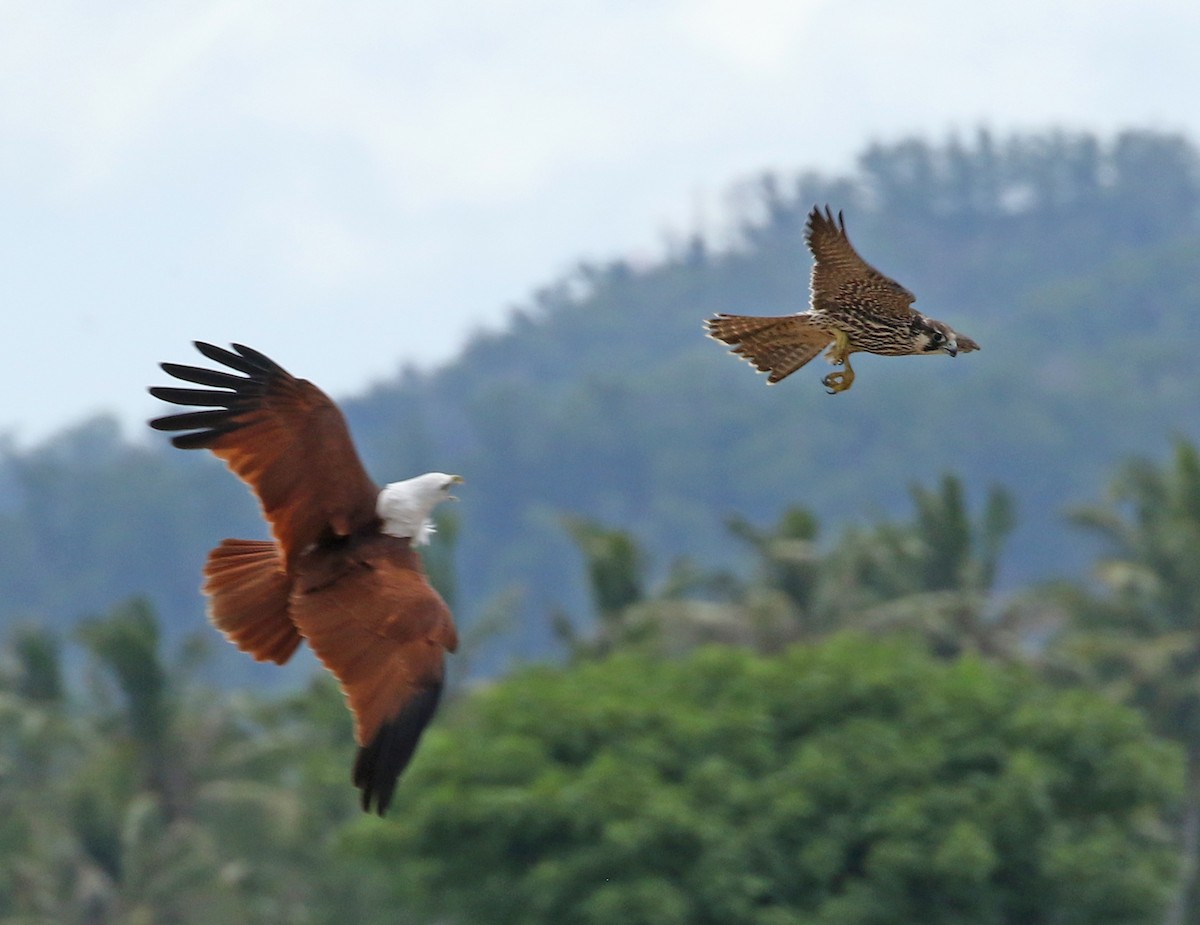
[149, 341, 460, 815]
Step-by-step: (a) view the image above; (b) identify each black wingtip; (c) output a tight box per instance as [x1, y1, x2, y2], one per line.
[191, 341, 286, 378]
[353, 684, 443, 817]
[148, 342, 285, 446]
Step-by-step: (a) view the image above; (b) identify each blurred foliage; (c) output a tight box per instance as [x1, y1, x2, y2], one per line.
[1052, 441, 1200, 925]
[350, 639, 1180, 925]
[2, 447, 1200, 921]
[553, 474, 1041, 664]
[0, 599, 406, 925]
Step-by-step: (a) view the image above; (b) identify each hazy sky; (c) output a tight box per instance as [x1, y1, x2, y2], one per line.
[3, 0, 1198, 445]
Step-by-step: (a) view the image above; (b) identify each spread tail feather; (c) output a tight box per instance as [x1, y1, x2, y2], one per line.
[705, 313, 834, 383]
[203, 539, 301, 664]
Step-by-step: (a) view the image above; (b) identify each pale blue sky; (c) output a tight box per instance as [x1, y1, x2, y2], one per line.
[2, 0, 1197, 444]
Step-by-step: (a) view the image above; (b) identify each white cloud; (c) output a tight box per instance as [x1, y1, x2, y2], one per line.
[0, 1, 256, 191]
[677, 0, 827, 74]
[1, 0, 1199, 442]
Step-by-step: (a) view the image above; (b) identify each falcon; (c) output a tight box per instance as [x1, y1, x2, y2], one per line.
[149, 341, 461, 816]
[705, 206, 978, 393]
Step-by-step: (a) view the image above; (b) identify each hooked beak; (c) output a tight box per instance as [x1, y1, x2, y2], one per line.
[944, 340, 958, 358]
[447, 474, 464, 501]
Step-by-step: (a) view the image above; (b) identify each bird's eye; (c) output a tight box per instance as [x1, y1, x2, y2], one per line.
[930, 330, 944, 344]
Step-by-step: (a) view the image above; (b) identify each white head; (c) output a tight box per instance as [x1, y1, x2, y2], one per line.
[376, 472, 463, 544]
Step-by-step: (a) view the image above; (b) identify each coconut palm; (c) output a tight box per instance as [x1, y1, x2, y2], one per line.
[821, 474, 1036, 660]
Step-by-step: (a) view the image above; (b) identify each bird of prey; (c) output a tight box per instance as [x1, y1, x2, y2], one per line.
[149, 342, 461, 816]
[705, 206, 978, 393]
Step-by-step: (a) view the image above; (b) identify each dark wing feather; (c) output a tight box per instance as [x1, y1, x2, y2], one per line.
[290, 534, 458, 816]
[806, 206, 916, 318]
[149, 342, 379, 561]
[353, 686, 442, 816]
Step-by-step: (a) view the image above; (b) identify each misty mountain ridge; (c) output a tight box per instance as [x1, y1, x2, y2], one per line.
[3, 127, 1198, 675]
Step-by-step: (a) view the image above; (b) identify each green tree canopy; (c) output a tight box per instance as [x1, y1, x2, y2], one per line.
[348, 636, 1181, 925]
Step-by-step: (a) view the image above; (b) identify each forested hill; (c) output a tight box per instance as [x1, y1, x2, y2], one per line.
[3, 128, 1199, 674]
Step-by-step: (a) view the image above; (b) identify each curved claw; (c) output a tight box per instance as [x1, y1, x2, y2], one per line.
[822, 371, 851, 394]
[821, 358, 856, 394]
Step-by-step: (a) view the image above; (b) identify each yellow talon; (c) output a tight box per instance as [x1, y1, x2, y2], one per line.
[822, 365, 856, 394]
[822, 331, 855, 394]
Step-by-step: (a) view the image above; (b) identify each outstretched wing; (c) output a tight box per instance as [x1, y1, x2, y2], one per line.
[149, 342, 379, 563]
[806, 206, 916, 318]
[290, 534, 459, 816]
[705, 313, 834, 383]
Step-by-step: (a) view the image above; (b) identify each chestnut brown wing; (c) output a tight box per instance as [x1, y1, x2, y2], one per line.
[290, 534, 458, 815]
[149, 342, 379, 563]
[805, 206, 916, 318]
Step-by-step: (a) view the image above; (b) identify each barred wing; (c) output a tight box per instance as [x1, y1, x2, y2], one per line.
[806, 206, 916, 318]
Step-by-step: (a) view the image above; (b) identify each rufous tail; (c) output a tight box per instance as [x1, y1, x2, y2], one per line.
[202, 539, 301, 664]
